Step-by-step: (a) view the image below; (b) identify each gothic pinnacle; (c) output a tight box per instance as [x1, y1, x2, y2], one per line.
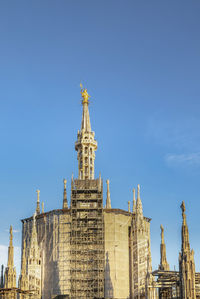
[7, 225, 14, 270]
[159, 224, 169, 270]
[106, 179, 111, 209]
[63, 178, 68, 209]
[181, 201, 190, 253]
[4, 225, 16, 289]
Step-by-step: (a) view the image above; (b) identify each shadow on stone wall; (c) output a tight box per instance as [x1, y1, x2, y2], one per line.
[105, 251, 114, 298]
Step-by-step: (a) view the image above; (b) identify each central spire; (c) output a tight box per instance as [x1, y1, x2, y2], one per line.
[75, 85, 97, 180]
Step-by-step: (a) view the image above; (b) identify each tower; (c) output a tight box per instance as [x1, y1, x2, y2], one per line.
[70, 86, 104, 299]
[179, 201, 196, 299]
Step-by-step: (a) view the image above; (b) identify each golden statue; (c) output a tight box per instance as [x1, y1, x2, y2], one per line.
[80, 83, 90, 104]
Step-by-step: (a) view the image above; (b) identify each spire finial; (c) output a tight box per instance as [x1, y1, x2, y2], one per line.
[36, 190, 40, 215]
[106, 179, 111, 209]
[133, 188, 136, 213]
[80, 83, 90, 104]
[160, 224, 164, 244]
[63, 178, 68, 209]
[181, 201, 186, 223]
[181, 201, 190, 253]
[9, 225, 13, 245]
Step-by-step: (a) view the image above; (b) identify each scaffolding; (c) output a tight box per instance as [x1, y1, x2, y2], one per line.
[152, 270, 200, 298]
[70, 178, 104, 299]
[0, 287, 35, 299]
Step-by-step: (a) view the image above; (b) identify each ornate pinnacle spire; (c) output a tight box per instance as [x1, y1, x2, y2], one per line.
[4, 226, 16, 289]
[179, 201, 196, 299]
[75, 85, 97, 180]
[63, 179, 68, 209]
[159, 225, 169, 270]
[136, 184, 143, 217]
[7, 226, 14, 268]
[36, 190, 40, 215]
[133, 188, 136, 213]
[106, 179, 111, 209]
[181, 201, 190, 253]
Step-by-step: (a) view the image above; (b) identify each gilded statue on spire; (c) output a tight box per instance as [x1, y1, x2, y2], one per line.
[80, 83, 90, 104]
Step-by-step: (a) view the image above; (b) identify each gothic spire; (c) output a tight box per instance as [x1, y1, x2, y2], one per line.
[4, 226, 16, 288]
[75, 85, 97, 180]
[159, 225, 169, 270]
[136, 184, 143, 218]
[179, 201, 196, 299]
[36, 189, 40, 215]
[63, 179, 68, 209]
[133, 188, 136, 213]
[7, 225, 14, 268]
[181, 201, 190, 253]
[106, 179, 111, 209]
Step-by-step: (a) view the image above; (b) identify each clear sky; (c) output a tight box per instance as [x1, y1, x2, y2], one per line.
[0, 0, 200, 276]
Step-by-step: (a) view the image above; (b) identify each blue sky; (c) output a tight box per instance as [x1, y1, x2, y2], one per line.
[0, 0, 200, 275]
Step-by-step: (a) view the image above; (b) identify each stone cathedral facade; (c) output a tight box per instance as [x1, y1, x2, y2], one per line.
[1, 87, 200, 299]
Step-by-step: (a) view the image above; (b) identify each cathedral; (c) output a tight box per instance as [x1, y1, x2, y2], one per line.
[0, 86, 200, 299]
